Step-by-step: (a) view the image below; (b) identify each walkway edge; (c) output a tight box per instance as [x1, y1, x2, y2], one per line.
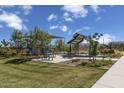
[92, 56, 124, 88]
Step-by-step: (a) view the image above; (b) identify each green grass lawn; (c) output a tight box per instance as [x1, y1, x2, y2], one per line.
[0, 57, 107, 88]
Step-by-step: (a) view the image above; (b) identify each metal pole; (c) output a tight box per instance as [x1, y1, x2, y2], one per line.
[63, 38, 65, 53]
[78, 43, 79, 56]
[103, 37, 104, 45]
[69, 44, 71, 56]
[103, 37, 105, 60]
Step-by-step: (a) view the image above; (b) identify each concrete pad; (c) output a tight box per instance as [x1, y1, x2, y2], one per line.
[32, 55, 73, 63]
[32, 55, 119, 63]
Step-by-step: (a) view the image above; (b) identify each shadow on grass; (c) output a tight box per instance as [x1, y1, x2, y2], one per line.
[0, 57, 10, 60]
[5, 58, 31, 64]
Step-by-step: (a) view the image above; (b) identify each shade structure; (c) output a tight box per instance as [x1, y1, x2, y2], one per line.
[49, 34, 64, 39]
[68, 33, 86, 44]
[67, 32, 86, 55]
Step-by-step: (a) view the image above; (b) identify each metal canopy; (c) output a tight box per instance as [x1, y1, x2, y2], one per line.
[67, 33, 85, 44]
[49, 34, 64, 39]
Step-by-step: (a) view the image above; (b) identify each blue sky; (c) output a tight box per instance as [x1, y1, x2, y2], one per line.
[0, 5, 124, 43]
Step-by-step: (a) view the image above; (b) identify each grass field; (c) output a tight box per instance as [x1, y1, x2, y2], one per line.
[0, 57, 107, 88]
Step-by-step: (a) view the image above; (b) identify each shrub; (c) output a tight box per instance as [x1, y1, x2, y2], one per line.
[0, 48, 12, 57]
[81, 60, 114, 67]
[0, 48, 20, 57]
[17, 49, 27, 56]
[10, 49, 17, 56]
[0, 48, 8, 57]
[112, 52, 123, 58]
[81, 62, 88, 66]
[108, 49, 115, 54]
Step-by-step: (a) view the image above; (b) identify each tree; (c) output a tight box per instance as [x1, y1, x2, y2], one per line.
[24, 31, 34, 55]
[55, 39, 65, 52]
[1, 39, 9, 48]
[87, 33, 103, 61]
[11, 30, 25, 54]
[26, 27, 51, 55]
[92, 41, 98, 61]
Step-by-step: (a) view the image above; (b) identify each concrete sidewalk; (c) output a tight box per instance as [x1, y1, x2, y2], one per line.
[32, 55, 119, 63]
[92, 56, 124, 88]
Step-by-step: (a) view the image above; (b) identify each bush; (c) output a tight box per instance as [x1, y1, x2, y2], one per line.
[108, 49, 115, 54]
[0, 48, 11, 57]
[0, 48, 19, 57]
[17, 49, 27, 56]
[81, 62, 88, 66]
[0, 48, 7, 57]
[112, 52, 123, 58]
[81, 60, 114, 67]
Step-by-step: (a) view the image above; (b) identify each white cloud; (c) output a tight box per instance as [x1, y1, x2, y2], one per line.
[90, 5, 99, 14]
[63, 12, 73, 22]
[98, 34, 116, 44]
[48, 14, 57, 22]
[82, 40, 88, 44]
[63, 12, 69, 17]
[0, 12, 24, 30]
[0, 5, 32, 15]
[59, 25, 68, 32]
[62, 5, 88, 18]
[64, 17, 73, 22]
[76, 26, 91, 32]
[50, 24, 68, 32]
[49, 25, 58, 30]
[21, 5, 32, 15]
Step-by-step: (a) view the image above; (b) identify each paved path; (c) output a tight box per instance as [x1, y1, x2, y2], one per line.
[32, 55, 119, 63]
[32, 55, 72, 63]
[92, 56, 124, 88]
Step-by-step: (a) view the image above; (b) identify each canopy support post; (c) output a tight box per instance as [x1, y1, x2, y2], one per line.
[69, 44, 72, 56]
